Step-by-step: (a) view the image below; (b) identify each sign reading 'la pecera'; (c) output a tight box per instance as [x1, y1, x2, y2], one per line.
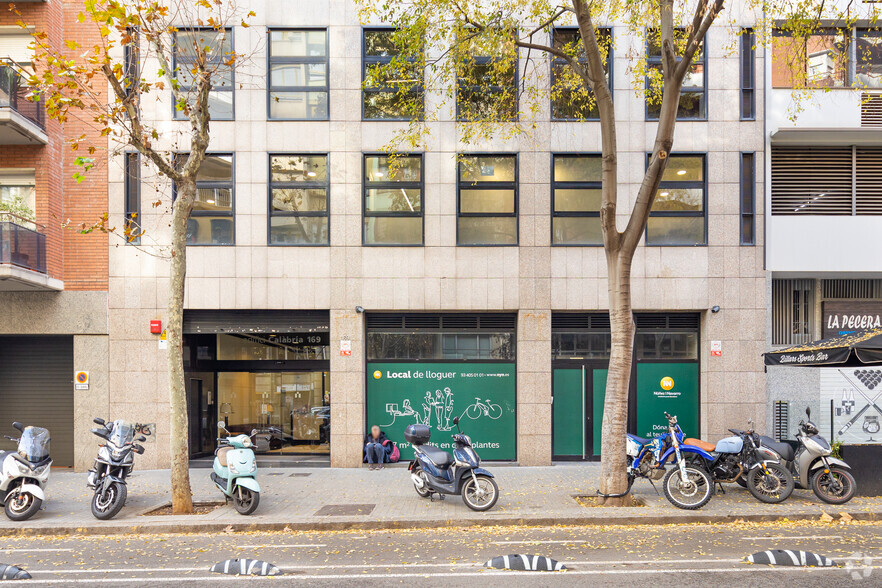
[823, 301, 882, 338]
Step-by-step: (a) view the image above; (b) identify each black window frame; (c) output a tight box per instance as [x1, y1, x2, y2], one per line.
[456, 153, 519, 247]
[740, 28, 755, 120]
[550, 27, 612, 121]
[267, 153, 330, 247]
[362, 153, 425, 247]
[172, 27, 234, 121]
[645, 28, 707, 121]
[551, 152, 603, 247]
[456, 31, 519, 122]
[173, 152, 236, 246]
[740, 152, 756, 246]
[361, 27, 424, 121]
[267, 28, 330, 121]
[644, 152, 707, 247]
[124, 152, 141, 245]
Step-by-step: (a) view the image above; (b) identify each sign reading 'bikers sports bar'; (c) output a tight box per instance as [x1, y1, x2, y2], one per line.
[823, 301, 882, 338]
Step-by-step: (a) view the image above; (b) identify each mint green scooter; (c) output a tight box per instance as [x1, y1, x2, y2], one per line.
[212, 421, 260, 515]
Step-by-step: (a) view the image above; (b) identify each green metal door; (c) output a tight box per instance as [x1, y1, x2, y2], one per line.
[592, 369, 608, 457]
[552, 368, 585, 458]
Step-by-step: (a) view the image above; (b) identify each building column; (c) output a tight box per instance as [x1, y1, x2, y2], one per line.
[516, 309, 552, 465]
[329, 308, 364, 467]
[73, 334, 109, 472]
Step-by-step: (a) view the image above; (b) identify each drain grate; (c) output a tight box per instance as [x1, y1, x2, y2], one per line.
[265, 473, 285, 476]
[314, 504, 375, 516]
[289, 473, 312, 477]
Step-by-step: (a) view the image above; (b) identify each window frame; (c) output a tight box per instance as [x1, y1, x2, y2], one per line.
[173, 152, 236, 247]
[362, 153, 425, 247]
[124, 152, 141, 245]
[644, 152, 708, 247]
[267, 27, 330, 121]
[645, 28, 707, 121]
[172, 27, 234, 121]
[740, 152, 756, 246]
[551, 152, 603, 247]
[267, 153, 330, 247]
[455, 32, 519, 122]
[740, 28, 755, 121]
[550, 27, 613, 121]
[124, 27, 140, 99]
[361, 26, 424, 121]
[456, 153, 519, 247]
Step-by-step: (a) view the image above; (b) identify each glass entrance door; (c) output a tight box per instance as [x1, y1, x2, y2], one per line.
[217, 371, 330, 455]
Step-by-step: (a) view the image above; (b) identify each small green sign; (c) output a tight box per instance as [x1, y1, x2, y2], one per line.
[366, 362, 516, 460]
[635, 363, 699, 440]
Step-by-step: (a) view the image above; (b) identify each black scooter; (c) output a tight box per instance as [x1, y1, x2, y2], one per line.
[405, 417, 498, 511]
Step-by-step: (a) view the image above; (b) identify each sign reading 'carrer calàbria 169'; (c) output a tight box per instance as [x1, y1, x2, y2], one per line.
[823, 301, 882, 338]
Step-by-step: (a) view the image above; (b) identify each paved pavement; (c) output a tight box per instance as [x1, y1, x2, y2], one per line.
[0, 520, 880, 586]
[0, 463, 880, 536]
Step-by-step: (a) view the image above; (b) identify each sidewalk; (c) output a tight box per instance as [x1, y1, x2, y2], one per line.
[1, 463, 880, 536]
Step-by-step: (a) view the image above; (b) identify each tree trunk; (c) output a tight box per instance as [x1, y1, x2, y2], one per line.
[168, 181, 194, 515]
[598, 250, 635, 505]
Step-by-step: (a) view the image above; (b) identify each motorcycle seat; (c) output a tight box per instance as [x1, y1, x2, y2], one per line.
[421, 445, 453, 468]
[629, 435, 653, 446]
[216, 446, 233, 467]
[683, 438, 717, 453]
[759, 436, 795, 462]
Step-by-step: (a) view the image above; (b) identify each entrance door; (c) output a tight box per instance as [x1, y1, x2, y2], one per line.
[187, 377, 217, 456]
[552, 362, 608, 460]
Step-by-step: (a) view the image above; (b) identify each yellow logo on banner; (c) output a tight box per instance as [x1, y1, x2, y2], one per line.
[373, 370, 382, 379]
[660, 377, 675, 390]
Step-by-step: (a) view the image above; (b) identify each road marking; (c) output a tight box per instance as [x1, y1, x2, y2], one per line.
[236, 544, 327, 549]
[740, 536, 843, 541]
[492, 540, 578, 544]
[0, 548, 74, 553]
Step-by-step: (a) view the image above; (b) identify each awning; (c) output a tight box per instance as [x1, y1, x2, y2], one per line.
[764, 329, 882, 366]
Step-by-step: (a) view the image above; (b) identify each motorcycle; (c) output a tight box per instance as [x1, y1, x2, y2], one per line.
[406, 417, 498, 511]
[0, 422, 51, 521]
[212, 421, 260, 515]
[758, 407, 856, 504]
[86, 418, 146, 520]
[626, 412, 714, 509]
[681, 420, 794, 503]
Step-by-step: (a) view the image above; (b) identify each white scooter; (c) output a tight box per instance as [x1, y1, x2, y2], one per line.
[0, 422, 51, 521]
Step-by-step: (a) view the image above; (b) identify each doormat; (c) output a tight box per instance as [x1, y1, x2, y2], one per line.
[289, 473, 312, 477]
[314, 504, 375, 516]
[573, 495, 644, 508]
[141, 501, 226, 516]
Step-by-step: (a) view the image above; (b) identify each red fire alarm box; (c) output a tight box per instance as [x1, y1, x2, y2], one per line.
[150, 320, 162, 334]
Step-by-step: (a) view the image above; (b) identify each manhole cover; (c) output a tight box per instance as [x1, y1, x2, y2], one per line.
[289, 473, 312, 477]
[314, 504, 375, 516]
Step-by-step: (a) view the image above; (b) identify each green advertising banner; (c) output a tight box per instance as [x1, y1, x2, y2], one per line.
[635, 363, 699, 440]
[366, 362, 516, 460]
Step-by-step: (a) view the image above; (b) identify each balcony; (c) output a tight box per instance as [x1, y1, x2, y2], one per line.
[0, 63, 48, 145]
[0, 215, 62, 291]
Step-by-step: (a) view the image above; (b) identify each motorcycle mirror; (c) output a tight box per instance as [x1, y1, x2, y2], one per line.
[93, 417, 105, 426]
[217, 420, 227, 431]
[453, 417, 459, 425]
[806, 407, 811, 419]
[12, 422, 23, 432]
[250, 429, 258, 436]
[137, 436, 147, 442]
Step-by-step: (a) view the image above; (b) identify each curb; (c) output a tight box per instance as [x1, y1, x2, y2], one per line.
[1, 510, 879, 538]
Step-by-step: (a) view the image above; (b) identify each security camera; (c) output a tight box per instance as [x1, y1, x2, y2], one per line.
[711, 306, 721, 313]
[355, 306, 365, 313]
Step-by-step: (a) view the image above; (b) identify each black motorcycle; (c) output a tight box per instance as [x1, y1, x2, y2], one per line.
[87, 418, 145, 520]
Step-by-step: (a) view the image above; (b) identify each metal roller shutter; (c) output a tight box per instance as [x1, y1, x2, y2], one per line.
[0, 336, 74, 467]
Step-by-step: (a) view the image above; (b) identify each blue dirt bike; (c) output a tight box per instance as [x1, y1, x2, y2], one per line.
[212, 421, 260, 515]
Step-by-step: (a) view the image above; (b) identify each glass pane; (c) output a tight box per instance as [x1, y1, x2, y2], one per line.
[175, 65, 233, 89]
[197, 155, 233, 181]
[270, 30, 327, 57]
[364, 30, 399, 56]
[647, 28, 702, 58]
[186, 215, 233, 245]
[637, 333, 698, 359]
[269, 91, 329, 119]
[653, 188, 703, 212]
[272, 188, 327, 212]
[176, 29, 232, 61]
[270, 63, 327, 88]
[365, 188, 422, 213]
[554, 188, 601, 212]
[552, 216, 602, 245]
[208, 91, 234, 119]
[552, 332, 611, 359]
[459, 155, 516, 182]
[741, 215, 755, 245]
[365, 155, 422, 182]
[457, 88, 517, 121]
[193, 187, 232, 212]
[458, 216, 517, 245]
[270, 155, 328, 183]
[364, 216, 423, 245]
[364, 90, 420, 119]
[857, 29, 882, 88]
[270, 216, 328, 245]
[459, 189, 515, 213]
[806, 31, 849, 87]
[554, 156, 602, 183]
[646, 216, 705, 245]
[683, 63, 704, 88]
[661, 156, 703, 182]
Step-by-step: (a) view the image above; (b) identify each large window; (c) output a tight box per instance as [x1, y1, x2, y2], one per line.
[173, 28, 233, 120]
[646, 154, 706, 246]
[551, 28, 611, 120]
[456, 31, 518, 122]
[646, 28, 706, 120]
[269, 154, 329, 245]
[362, 28, 423, 120]
[457, 154, 517, 246]
[857, 29, 882, 88]
[740, 28, 755, 120]
[124, 153, 141, 244]
[268, 29, 328, 120]
[363, 154, 423, 245]
[0, 170, 35, 215]
[772, 28, 849, 88]
[740, 152, 755, 246]
[552, 154, 602, 245]
[176, 154, 234, 246]
[772, 278, 815, 345]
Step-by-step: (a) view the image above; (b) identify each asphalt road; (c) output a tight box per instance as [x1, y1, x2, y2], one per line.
[0, 520, 880, 586]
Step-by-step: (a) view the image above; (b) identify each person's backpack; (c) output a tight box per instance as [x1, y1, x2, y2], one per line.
[383, 439, 401, 463]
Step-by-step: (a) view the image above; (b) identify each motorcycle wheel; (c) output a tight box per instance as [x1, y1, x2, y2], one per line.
[91, 482, 127, 520]
[662, 465, 713, 510]
[233, 488, 260, 515]
[811, 467, 856, 505]
[462, 474, 499, 512]
[4, 490, 42, 521]
[412, 465, 431, 498]
[746, 463, 794, 504]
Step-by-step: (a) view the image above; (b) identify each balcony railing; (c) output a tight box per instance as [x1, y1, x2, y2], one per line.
[0, 215, 47, 274]
[0, 62, 45, 130]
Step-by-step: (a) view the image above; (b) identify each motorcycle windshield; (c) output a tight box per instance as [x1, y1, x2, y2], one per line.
[109, 421, 135, 447]
[18, 426, 50, 462]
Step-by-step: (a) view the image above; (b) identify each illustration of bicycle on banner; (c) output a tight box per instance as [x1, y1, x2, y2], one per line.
[382, 386, 503, 430]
